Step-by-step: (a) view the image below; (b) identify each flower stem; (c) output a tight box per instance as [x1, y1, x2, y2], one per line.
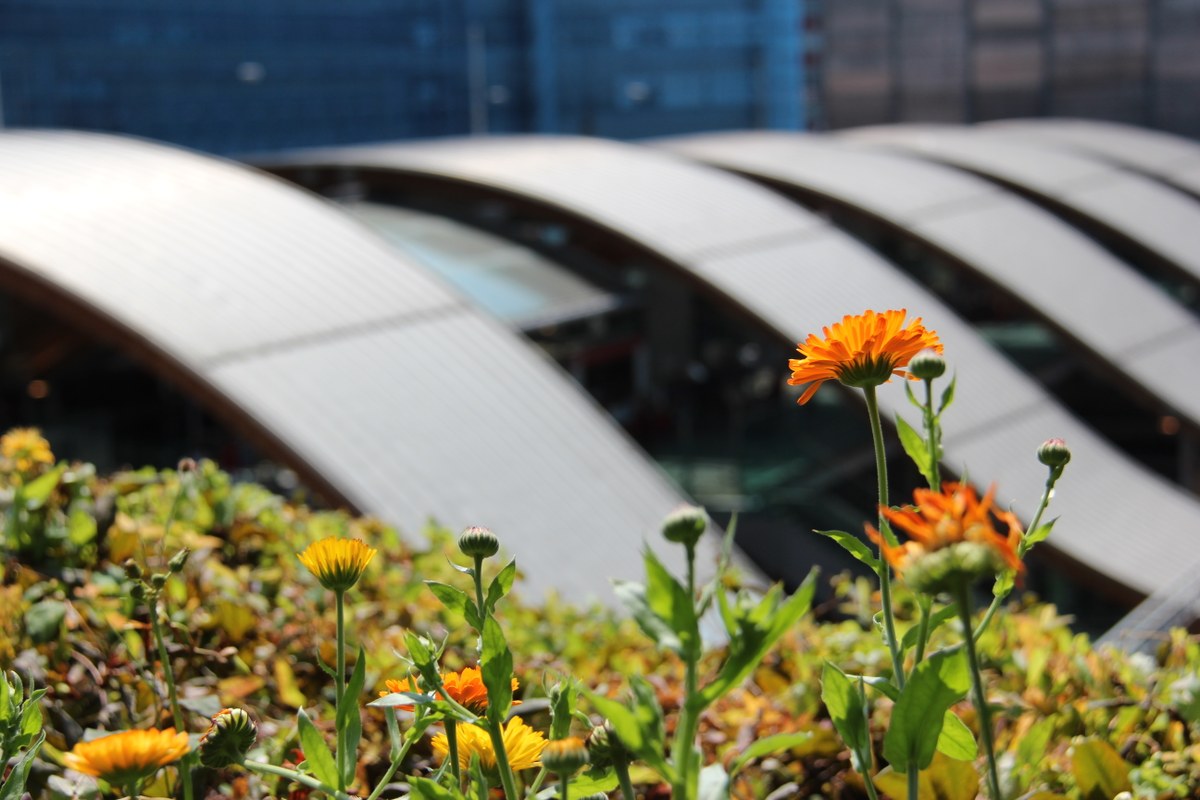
[149, 595, 192, 800]
[365, 711, 429, 800]
[614, 755, 636, 800]
[244, 758, 355, 800]
[863, 386, 905, 689]
[913, 594, 933, 666]
[955, 583, 1003, 800]
[473, 555, 487, 621]
[669, 541, 702, 800]
[446, 720, 462, 788]
[559, 771, 570, 800]
[486, 722, 522, 800]
[335, 589, 347, 794]
[908, 763, 919, 800]
[923, 379, 941, 491]
[974, 464, 1062, 641]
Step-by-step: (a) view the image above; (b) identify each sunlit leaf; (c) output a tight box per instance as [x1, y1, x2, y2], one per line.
[815, 529, 879, 571]
[882, 647, 969, 773]
[1070, 738, 1131, 800]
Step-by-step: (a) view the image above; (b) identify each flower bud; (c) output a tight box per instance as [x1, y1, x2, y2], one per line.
[168, 548, 191, 574]
[909, 349, 946, 381]
[903, 541, 1003, 595]
[585, 722, 629, 768]
[458, 526, 499, 559]
[661, 505, 707, 548]
[177, 458, 198, 474]
[1037, 438, 1071, 468]
[150, 573, 168, 590]
[198, 708, 257, 768]
[123, 559, 144, 581]
[130, 583, 147, 601]
[541, 736, 589, 775]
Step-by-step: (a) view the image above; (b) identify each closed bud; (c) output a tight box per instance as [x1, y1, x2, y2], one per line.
[909, 349, 946, 381]
[661, 505, 707, 547]
[198, 708, 257, 768]
[541, 736, 589, 775]
[586, 722, 629, 768]
[1037, 438, 1071, 469]
[458, 526, 499, 559]
[150, 573, 168, 590]
[904, 541, 1003, 595]
[130, 583, 147, 601]
[123, 559, 143, 581]
[168, 548, 191, 574]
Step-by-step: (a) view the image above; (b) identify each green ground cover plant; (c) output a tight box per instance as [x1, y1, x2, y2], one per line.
[0, 308, 1195, 799]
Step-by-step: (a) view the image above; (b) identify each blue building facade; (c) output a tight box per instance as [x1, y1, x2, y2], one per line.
[0, 0, 808, 155]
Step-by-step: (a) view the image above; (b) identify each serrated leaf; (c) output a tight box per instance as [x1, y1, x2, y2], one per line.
[485, 559, 517, 613]
[480, 618, 513, 722]
[882, 646, 970, 773]
[816, 529, 879, 571]
[297, 709, 338, 788]
[896, 414, 936, 488]
[1070, 738, 1131, 800]
[822, 663, 872, 776]
[731, 731, 815, 777]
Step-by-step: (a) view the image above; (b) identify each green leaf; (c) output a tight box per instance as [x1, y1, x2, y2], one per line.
[0, 730, 44, 800]
[549, 679, 577, 740]
[1024, 518, 1056, 548]
[936, 712, 977, 761]
[24, 599, 66, 644]
[698, 569, 817, 708]
[642, 548, 700, 659]
[821, 663, 872, 776]
[895, 414, 936, 488]
[697, 763, 730, 800]
[67, 508, 97, 546]
[368, 691, 435, 708]
[730, 731, 814, 776]
[409, 775, 464, 800]
[337, 646, 367, 786]
[992, 569, 1015, 599]
[536, 769, 620, 798]
[21, 464, 65, 509]
[815, 529, 879, 571]
[873, 751, 979, 800]
[1070, 738, 1132, 800]
[899, 604, 958, 654]
[613, 580, 683, 654]
[586, 680, 674, 782]
[426, 582, 481, 630]
[485, 559, 517, 613]
[904, 380, 923, 410]
[882, 646, 970, 773]
[0, 673, 11, 722]
[937, 375, 956, 417]
[480, 617, 513, 722]
[297, 708, 338, 788]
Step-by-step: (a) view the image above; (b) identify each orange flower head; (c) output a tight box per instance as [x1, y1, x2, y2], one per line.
[865, 482, 1023, 593]
[431, 716, 545, 776]
[0, 427, 54, 473]
[787, 309, 942, 404]
[380, 666, 519, 714]
[297, 537, 376, 592]
[63, 728, 191, 787]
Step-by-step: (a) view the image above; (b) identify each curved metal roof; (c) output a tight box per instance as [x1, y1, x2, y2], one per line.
[841, 124, 1200, 288]
[0, 129, 693, 603]
[656, 131, 1200, 433]
[983, 118, 1200, 199]
[267, 134, 1200, 598]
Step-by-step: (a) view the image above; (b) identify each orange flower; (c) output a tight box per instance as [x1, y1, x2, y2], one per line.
[380, 666, 520, 714]
[866, 482, 1023, 592]
[63, 729, 190, 787]
[431, 716, 545, 774]
[787, 309, 942, 404]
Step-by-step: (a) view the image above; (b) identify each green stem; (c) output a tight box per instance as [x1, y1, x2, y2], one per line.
[669, 542, 702, 800]
[956, 584, 1003, 800]
[908, 763, 920, 800]
[473, 555, 487, 622]
[974, 465, 1062, 641]
[365, 712, 430, 800]
[486, 721, 522, 800]
[559, 771, 570, 800]
[244, 758, 355, 800]
[149, 596, 192, 800]
[526, 767, 549, 797]
[923, 379, 941, 491]
[614, 755, 636, 800]
[446, 720, 462, 788]
[863, 386, 905, 689]
[335, 589, 347, 794]
[913, 595, 933, 666]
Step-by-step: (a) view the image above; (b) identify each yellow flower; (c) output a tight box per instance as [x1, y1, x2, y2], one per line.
[382, 666, 520, 714]
[297, 537, 377, 592]
[431, 717, 545, 774]
[866, 482, 1023, 593]
[0, 427, 54, 473]
[62, 728, 190, 787]
[787, 309, 942, 404]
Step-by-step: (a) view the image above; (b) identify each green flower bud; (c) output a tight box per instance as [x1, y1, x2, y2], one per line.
[458, 526, 499, 559]
[909, 349, 946, 381]
[1037, 438, 1071, 468]
[903, 541, 1004, 595]
[168, 548, 191, 574]
[150, 573, 168, 590]
[123, 559, 143, 581]
[661, 505, 707, 547]
[198, 707, 257, 768]
[541, 736, 589, 775]
[130, 583, 147, 601]
[585, 722, 629, 768]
